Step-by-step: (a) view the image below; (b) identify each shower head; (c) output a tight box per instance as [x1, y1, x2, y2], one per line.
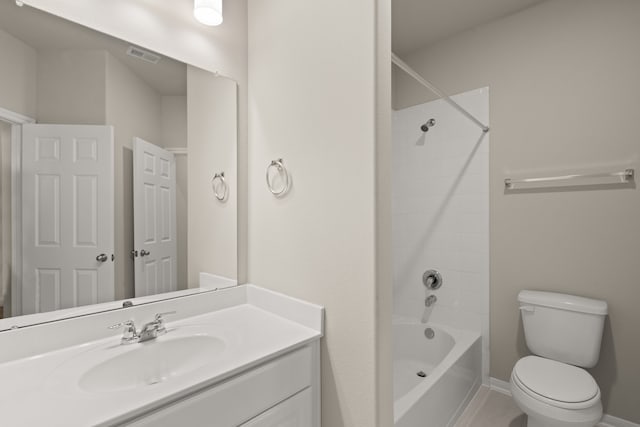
[420, 118, 436, 132]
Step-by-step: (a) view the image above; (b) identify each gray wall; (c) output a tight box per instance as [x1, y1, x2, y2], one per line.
[0, 28, 37, 118]
[393, 0, 640, 421]
[37, 49, 107, 124]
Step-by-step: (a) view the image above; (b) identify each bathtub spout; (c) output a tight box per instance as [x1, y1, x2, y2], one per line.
[421, 295, 437, 323]
[425, 294, 437, 307]
[421, 294, 438, 323]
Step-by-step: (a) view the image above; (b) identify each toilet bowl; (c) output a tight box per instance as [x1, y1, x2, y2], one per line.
[510, 356, 602, 427]
[510, 291, 608, 427]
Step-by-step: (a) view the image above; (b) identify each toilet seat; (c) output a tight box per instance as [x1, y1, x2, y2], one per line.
[512, 356, 600, 410]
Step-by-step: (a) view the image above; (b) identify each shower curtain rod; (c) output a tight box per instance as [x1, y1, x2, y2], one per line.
[392, 53, 490, 133]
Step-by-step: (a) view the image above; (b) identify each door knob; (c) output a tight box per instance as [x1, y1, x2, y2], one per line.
[140, 250, 151, 257]
[96, 253, 108, 262]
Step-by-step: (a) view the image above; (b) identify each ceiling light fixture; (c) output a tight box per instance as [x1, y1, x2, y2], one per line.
[194, 0, 223, 26]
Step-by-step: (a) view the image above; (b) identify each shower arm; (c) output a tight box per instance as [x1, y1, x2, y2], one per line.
[392, 53, 490, 133]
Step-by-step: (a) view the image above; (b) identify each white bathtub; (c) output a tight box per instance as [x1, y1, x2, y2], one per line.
[393, 321, 482, 427]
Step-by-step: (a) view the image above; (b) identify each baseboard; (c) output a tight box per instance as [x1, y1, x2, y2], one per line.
[448, 378, 482, 427]
[599, 414, 640, 427]
[488, 377, 511, 395]
[488, 377, 639, 427]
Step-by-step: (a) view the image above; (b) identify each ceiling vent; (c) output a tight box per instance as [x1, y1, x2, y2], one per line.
[126, 46, 161, 64]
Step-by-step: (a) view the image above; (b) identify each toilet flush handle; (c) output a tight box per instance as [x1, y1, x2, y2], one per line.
[519, 305, 535, 313]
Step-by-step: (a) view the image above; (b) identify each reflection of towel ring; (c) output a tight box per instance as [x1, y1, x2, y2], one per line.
[211, 172, 228, 201]
[266, 158, 290, 196]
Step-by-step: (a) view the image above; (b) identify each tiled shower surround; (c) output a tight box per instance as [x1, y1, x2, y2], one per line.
[392, 87, 490, 380]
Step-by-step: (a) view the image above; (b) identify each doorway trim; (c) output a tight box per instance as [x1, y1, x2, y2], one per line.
[0, 107, 36, 317]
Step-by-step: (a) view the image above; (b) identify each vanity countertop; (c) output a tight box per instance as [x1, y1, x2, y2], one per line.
[0, 285, 324, 426]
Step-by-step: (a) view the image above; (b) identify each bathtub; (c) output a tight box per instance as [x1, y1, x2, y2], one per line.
[393, 321, 482, 427]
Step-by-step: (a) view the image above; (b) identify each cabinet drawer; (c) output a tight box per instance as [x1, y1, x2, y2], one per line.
[124, 346, 312, 427]
[240, 388, 312, 427]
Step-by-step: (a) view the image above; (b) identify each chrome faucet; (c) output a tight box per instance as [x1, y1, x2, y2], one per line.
[108, 320, 140, 345]
[425, 294, 437, 307]
[138, 311, 175, 342]
[108, 311, 176, 344]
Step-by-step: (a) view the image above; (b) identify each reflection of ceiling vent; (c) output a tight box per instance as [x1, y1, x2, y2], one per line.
[126, 46, 161, 64]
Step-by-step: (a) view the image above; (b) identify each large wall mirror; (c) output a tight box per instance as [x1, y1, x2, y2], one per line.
[0, 2, 238, 322]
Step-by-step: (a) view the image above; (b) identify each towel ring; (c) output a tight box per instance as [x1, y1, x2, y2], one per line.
[211, 172, 228, 201]
[266, 158, 290, 196]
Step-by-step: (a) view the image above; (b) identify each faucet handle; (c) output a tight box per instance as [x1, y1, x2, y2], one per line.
[154, 311, 176, 321]
[108, 319, 135, 330]
[154, 311, 176, 335]
[108, 320, 139, 344]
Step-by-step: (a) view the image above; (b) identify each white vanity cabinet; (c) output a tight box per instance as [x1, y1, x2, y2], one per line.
[0, 285, 324, 427]
[124, 343, 320, 427]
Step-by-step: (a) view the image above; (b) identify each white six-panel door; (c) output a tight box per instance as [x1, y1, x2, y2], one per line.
[21, 124, 114, 315]
[133, 137, 177, 296]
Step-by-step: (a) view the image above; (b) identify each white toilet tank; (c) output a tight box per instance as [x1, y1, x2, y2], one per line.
[518, 290, 608, 368]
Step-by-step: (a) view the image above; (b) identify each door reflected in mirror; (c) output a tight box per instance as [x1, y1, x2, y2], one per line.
[0, 2, 238, 321]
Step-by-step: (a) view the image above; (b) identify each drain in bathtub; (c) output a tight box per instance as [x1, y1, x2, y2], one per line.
[424, 328, 435, 339]
[417, 371, 427, 378]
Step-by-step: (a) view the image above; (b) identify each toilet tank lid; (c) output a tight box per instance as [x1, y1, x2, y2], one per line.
[518, 291, 608, 315]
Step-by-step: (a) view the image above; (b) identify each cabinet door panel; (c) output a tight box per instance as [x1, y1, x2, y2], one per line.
[123, 346, 312, 427]
[241, 388, 312, 427]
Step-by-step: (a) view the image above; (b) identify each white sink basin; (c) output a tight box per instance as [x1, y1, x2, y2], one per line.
[78, 335, 225, 392]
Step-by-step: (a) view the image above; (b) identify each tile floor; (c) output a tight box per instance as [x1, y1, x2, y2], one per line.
[454, 386, 614, 427]
[454, 387, 525, 427]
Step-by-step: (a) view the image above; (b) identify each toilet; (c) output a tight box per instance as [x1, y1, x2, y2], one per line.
[510, 290, 608, 427]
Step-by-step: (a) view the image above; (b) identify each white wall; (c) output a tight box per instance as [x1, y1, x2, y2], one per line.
[248, 0, 392, 425]
[393, 0, 640, 421]
[187, 67, 237, 286]
[160, 96, 187, 149]
[161, 96, 188, 289]
[392, 88, 490, 380]
[0, 28, 37, 118]
[105, 52, 162, 299]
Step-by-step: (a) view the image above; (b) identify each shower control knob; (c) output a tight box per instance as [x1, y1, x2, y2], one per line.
[422, 269, 442, 290]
